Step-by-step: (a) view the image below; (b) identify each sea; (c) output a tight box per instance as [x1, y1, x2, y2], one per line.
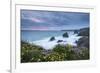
[21, 30, 74, 42]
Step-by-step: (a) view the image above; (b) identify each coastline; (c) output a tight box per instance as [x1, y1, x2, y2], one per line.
[30, 34, 81, 50]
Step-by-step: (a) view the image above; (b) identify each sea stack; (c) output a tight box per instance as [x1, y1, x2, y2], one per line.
[63, 32, 69, 37]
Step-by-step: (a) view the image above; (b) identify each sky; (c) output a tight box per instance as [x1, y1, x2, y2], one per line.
[21, 10, 89, 30]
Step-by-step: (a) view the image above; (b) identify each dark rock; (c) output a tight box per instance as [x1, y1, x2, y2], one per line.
[57, 40, 63, 43]
[74, 30, 78, 34]
[63, 32, 69, 37]
[78, 28, 89, 36]
[49, 36, 55, 41]
[76, 36, 89, 48]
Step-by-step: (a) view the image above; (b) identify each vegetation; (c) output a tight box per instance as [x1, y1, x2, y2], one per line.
[21, 41, 44, 62]
[79, 48, 90, 60]
[44, 52, 65, 61]
[21, 41, 89, 63]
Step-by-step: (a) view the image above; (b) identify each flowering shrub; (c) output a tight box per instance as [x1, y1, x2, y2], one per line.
[21, 41, 89, 62]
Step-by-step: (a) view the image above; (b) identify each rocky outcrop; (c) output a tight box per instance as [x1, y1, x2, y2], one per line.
[76, 36, 89, 48]
[49, 36, 55, 41]
[57, 40, 63, 43]
[78, 28, 89, 36]
[74, 30, 78, 34]
[62, 32, 69, 37]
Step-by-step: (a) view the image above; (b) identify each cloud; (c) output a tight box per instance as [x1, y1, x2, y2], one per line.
[21, 10, 89, 30]
[30, 17, 44, 23]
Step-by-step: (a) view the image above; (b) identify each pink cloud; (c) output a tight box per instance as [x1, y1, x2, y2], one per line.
[21, 26, 48, 30]
[32, 26, 48, 30]
[30, 17, 44, 23]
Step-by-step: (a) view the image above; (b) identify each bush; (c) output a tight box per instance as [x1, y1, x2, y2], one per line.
[53, 44, 67, 54]
[21, 41, 44, 62]
[63, 32, 69, 37]
[52, 44, 76, 60]
[21, 41, 89, 62]
[45, 52, 65, 61]
[66, 44, 73, 49]
[79, 48, 89, 60]
[21, 50, 41, 62]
